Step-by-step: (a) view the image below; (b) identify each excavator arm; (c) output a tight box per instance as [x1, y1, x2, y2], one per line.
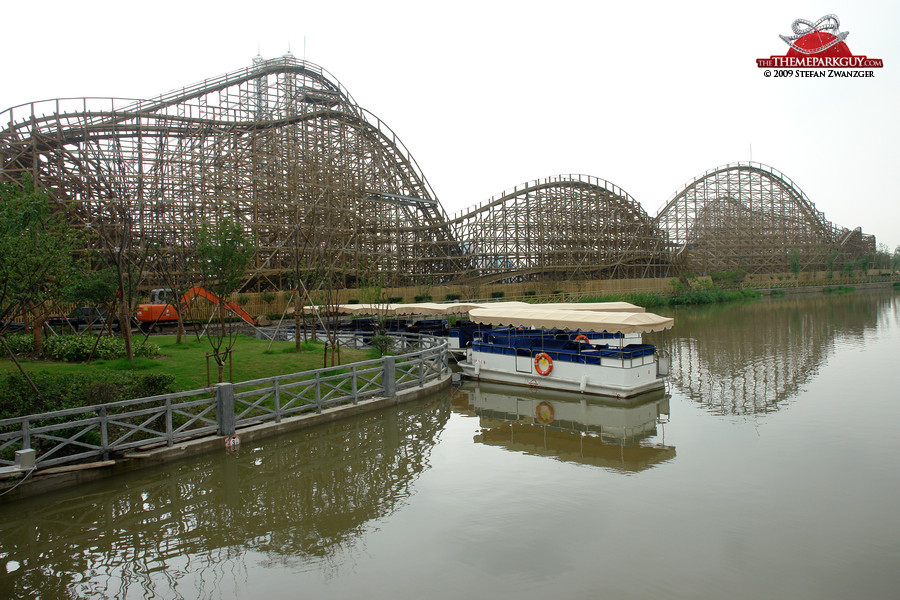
[179, 286, 259, 327]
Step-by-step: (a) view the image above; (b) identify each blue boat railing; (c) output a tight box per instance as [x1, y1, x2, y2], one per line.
[471, 333, 657, 367]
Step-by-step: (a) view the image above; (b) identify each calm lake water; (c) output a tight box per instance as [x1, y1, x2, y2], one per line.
[2, 291, 899, 599]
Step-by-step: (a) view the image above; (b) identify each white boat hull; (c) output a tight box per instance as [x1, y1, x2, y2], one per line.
[459, 348, 665, 398]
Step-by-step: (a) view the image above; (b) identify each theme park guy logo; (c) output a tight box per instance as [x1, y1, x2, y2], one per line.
[757, 15, 883, 77]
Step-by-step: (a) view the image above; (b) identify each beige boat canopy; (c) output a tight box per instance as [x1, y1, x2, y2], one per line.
[310, 302, 529, 315]
[309, 300, 646, 316]
[389, 301, 533, 315]
[535, 302, 645, 313]
[467, 307, 674, 333]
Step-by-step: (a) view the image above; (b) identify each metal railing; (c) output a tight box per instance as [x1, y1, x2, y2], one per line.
[0, 333, 449, 471]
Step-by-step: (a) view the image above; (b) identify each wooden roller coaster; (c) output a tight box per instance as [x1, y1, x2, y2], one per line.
[0, 55, 875, 288]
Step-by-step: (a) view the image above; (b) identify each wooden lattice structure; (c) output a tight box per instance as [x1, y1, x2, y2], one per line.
[655, 162, 875, 274]
[447, 175, 673, 283]
[0, 54, 462, 288]
[1, 57, 875, 288]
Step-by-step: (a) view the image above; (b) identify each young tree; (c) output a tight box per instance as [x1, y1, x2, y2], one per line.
[0, 176, 81, 343]
[196, 218, 253, 382]
[874, 243, 891, 270]
[149, 236, 202, 345]
[0, 175, 83, 392]
[357, 271, 395, 356]
[788, 249, 801, 279]
[62, 266, 119, 360]
[284, 157, 366, 363]
[91, 202, 154, 366]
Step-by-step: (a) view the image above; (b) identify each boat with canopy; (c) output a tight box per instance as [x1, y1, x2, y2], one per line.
[457, 305, 674, 398]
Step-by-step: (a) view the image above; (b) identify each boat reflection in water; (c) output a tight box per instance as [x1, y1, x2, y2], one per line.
[452, 382, 675, 473]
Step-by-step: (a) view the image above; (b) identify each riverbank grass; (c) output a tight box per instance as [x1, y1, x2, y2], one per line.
[577, 286, 761, 309]
[0, 335, 375, 392]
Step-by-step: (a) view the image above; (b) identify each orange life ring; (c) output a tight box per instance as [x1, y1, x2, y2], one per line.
[536, 402, 555, 425]
[534, 352, 553, 376]
[574, 334, 590, 344]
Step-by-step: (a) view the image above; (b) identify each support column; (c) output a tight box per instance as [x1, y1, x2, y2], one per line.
[216, 382, 236, 436]
[383, 356, 397, 397]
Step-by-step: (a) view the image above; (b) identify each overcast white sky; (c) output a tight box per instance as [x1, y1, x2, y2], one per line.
[2, 0, 897, 250]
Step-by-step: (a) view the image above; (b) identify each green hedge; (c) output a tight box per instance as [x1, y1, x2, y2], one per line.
[3, 334, 159, 362]
[710, 268, 748, 285]
[0, 371, 176, 420]
[580, 286, 760, 308]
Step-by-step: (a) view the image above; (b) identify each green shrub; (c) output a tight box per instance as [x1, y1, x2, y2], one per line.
[710, 268, 748, 285]
[388, 297, 403, 303]
[40, 335, 160, 362]
[0, 371, 177, 461]
[0, 334, 160, 362]
[1, 333, 34, 355]
[0, 371, 177, 420]
[583, 285, 758, 307]
[491, 291, 505, 299]
[524, 290, 536, 296]
[445, 293, 462, 301]
[369, 334, 394, 356]
[414, 295, 433, 302]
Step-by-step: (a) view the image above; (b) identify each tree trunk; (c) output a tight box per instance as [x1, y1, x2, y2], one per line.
[176, 313, 185, 345]
[118, 298, 134, 366]
[295, 293, 302, 351]
[33, 316, 44, 355]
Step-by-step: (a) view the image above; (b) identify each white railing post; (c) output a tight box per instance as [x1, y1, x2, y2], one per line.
[216, 383, 236, 436]
[165, 398, 173, 447]
[274, 379, 282, 423]
[99, 406, 109, 458]
[383, 356, 397, 397]
[314, 372, 322, 413]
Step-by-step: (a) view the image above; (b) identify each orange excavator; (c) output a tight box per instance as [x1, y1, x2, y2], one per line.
[136, 287, 258, 331]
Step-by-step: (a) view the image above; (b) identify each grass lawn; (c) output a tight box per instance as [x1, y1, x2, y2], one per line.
[0, 335, 377, 392]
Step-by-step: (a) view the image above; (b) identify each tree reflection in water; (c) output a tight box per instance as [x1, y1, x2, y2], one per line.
[0, 395, 450, 599]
